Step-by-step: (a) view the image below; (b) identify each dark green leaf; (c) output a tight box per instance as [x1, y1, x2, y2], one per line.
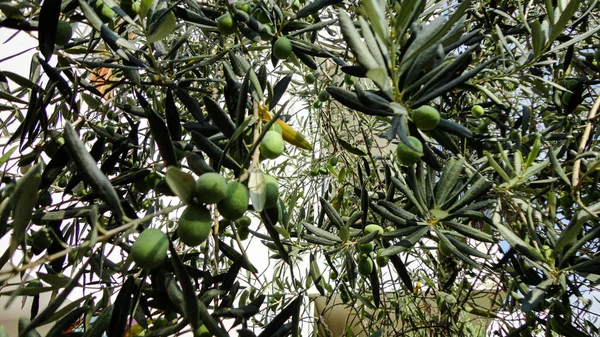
[203, 96, 236, 137]
[9, 163, 42, 254]
[174, 87, 205, 123]
[64, 123, 124, 222]
[302, 221, 342, 243]
[38, 0, 61, 60]
[379, 226, 429, 257]
[165, 89, 182, 141]
[269, 74, 293, 111]
[169, 244, 200, 331]
[107, 277, 134, 337]
[137, 91, 178, 167]
[190, 131, 241, 171]
[296, 0, 342, 19]
[319, 197, 344, 229]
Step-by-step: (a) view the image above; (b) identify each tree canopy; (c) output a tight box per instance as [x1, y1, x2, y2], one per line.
[1, 0, 600, 336]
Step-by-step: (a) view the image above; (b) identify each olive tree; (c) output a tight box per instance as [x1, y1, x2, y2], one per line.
[0, 0, 599, 336]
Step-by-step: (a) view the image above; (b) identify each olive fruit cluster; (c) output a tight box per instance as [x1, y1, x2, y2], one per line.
[176, 172, 250, 246]
[214, 6, 293, 62]
[235, 215, 252, 241]
[394, 105, 442, 167]
[355, 224, 388, 278]
[131, 169, 280, 268]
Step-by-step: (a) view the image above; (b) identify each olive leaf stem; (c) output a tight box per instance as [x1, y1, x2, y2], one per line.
[230, 223, 266, 288]
[0, 204, 183, 278]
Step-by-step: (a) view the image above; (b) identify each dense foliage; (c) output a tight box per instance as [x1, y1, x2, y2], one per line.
[1, 0, 600, 336]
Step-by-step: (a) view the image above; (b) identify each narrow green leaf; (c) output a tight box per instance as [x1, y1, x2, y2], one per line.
[185, 152, 215, 175]
[391, 177, 427, 215]
[379, 226, 429, 257]
[436, 230, 480, 268]
[260, 210, 290, 264]
[444, 220, 495, 243]
[77, 0, 138, 51]
[22, 259, 90, 336]
[64, 123, 125, 222]
[362, 0, 388, 42]
[174, 87, 205, 123]
[218, 240, 258, 272]
[447, 176, 491, 212]
[381, 226, 424, 238]
[18, 317, 41, 337]
[165, 89, 182, 141]
[302, 234, 338, 246]
[82, 305, 114, 337]
[386, 248, 413, 291]
[519, 159, 549, 182]
[0, 146, 17, 167]
[36, 273, 74, 289]
[434, 157, 464, 205]
[190, 131, 241, 171]
[0, 90, 28, 104]
[531, 19, 544, 57]
[445, 234, 491, 259]
[319, 197, 344, 229]
[412, 57, 496, 107]
[548, 0, 581, 46]
[302, 221, 342, 243]
[310, 253, 325, 296]
[358, 17, 386, 69]
[548, 146, 570, 185]
[169, 244, 203, 333]
[338, 9, 379, 70]
[0, 71, 42, 91]
[485, 151, 511, 183]
[147, 10, 177, 43]
[9, 163, 42, 254]
[269, 74, 293, 111]
[203, 96, 236, 138]
[377, 201, 419, 221]
[1, 286, 55, 297]
[257, 297, 302, 337]
[38, 0, 61, 60]
[494, 222, 545, 262]
[365, 67, 389, 92]
[394, 0, 424, 45]
[550, 24, 600, 53]
[138, 92, 179, 167]
[108, 277, 134, 337]
[338, 138, 367, 156]
[522, 279, 553, 312]
[46, 306, 89, 337]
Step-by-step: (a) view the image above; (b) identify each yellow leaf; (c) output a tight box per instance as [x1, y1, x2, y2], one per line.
[261, 110, 313, 151]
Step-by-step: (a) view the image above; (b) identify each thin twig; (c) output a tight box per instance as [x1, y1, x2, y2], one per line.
[1, 204, 183, 277]
[572, 91, 600, 219]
